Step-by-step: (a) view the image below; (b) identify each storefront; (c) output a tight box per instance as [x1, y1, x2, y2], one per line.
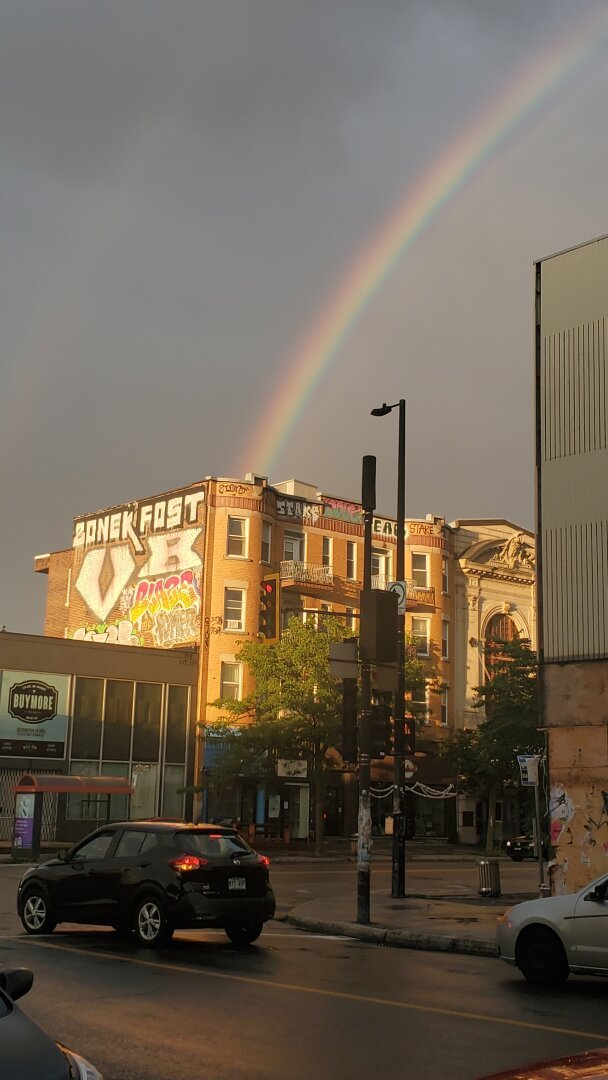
[0, 633, 198, 844]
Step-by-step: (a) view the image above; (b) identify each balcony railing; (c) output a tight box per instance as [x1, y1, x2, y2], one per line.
[280, 561, 334, 587]
[371, 575, 435, 607]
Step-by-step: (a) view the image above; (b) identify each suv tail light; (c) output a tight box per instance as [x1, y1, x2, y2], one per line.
[257, 854, 270, 869]
[169, 854, 208, 873]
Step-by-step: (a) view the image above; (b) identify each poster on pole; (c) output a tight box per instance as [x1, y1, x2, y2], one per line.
[517, 754, 540, 787]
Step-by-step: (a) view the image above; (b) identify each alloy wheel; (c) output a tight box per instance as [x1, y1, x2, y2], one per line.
[23, 895, 47, 931]
[137, 901, 162, 943]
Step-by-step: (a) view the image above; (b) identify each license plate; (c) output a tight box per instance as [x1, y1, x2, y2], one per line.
[228, 876, 246, 890]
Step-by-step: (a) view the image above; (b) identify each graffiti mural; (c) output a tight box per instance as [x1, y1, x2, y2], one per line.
[72, 620, 141, 646]
[122, 570, 202, 648]
[549, 782, 575, 845]
[69, 483, 207, 649]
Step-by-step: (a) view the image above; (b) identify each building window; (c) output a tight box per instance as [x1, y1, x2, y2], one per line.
[442, 557, 449, 594]
[412, 617, 430, 657]
[284, 531, 304, 562]
[132, 683, 162, 762]
[442, 620, 449, 660]
[322, 536, 332, 568]
[346, 541, 356, 580]
[371, 549, 391, 587]
[345, 607, 356, 630]
[166, 685, 188, 764]
[462, 810, 474, 828]
[261, 521, 272, 563]
[412, 552, 429, 588]
[102, 680, 133, 761]
[224, 588, 245, 631]
[227, 516, 247, 557]
[220, 662, 242, 701]
[440, 687, 449, 725]
[409, 681, 429, 723]
[71, 677, 104, 760]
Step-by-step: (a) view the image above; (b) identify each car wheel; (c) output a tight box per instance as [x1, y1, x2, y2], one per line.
[20, 888, 57, 935]
[225, 921, 264, 947]
[133, 896, 173, 947]
[516, 927, 569, 987]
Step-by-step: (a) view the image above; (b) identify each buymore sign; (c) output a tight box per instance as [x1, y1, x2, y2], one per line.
[0, 670, 70, 758]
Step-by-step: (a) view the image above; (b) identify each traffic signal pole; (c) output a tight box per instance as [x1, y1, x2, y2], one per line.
[357, 455, 375, 925]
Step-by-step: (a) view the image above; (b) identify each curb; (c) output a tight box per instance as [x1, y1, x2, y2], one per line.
[286, 914, 500, 958]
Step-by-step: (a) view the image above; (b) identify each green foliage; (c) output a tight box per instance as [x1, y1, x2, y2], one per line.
[441, 637, 542, 796]
[204, 615, 354, 785]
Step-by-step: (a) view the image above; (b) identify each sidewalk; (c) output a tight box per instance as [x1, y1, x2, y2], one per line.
[285, 884, 534, 959]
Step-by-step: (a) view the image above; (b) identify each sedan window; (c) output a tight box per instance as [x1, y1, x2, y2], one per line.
[176, 831, 252, 859]
[72, 832, 115, 861]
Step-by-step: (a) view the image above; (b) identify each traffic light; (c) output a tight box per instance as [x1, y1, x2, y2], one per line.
[370, 702, 392, 759]
[340, 677, 358, 763]
[258, 575, 279, 642]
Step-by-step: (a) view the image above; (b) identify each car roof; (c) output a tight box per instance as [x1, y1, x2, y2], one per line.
[110, 820, 235, 832]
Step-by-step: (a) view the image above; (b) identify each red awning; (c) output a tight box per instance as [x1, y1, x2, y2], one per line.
[14, 774, 133, 796]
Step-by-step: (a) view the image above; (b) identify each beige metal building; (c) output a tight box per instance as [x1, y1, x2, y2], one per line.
[536, 233, 608, 892]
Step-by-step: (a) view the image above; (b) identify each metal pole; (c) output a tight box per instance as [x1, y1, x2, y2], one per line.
[392, 399, 407, 898]
[534, 782, 545, 890]
[358, 456, 375, 925]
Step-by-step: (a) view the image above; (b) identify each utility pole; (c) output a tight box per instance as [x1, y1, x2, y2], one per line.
[357, 455, 375, 925]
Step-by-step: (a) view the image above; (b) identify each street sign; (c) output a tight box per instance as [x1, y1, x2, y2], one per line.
[517, 754, 540, 786]
[387, 580, 407, 614]
[403, 758, 416, 779]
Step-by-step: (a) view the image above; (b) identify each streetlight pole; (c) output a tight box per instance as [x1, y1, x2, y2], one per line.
[371, 399, 407, 898]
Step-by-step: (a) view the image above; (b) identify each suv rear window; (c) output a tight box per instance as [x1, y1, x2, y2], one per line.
[175, 831, 252, 859]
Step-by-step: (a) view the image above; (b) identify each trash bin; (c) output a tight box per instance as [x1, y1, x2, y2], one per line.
[478, 858, 501, 897]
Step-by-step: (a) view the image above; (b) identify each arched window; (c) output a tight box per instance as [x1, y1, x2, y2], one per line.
[485, 613, 518, 644]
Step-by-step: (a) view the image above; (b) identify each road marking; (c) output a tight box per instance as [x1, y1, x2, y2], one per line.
[13, 937, 608, 1044]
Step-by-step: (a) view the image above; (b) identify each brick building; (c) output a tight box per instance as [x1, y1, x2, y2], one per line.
[34, 473, 536, 843]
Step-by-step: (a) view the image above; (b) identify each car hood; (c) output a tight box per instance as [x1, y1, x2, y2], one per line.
[507, 893, 577, 924]
[1, 1004, 67, 1080]
[478, 1047, 608, 1078]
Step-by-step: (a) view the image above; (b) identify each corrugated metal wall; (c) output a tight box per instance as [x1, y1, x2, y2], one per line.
[538, 238, 608, 661]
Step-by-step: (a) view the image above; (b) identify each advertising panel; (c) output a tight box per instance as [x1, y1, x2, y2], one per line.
[0, 670, 70, 758]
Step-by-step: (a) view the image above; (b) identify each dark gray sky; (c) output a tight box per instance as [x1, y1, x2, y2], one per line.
[2, 1, 608, 633]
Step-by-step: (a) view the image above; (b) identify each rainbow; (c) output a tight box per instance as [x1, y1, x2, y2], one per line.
[237, 8, 608, 479]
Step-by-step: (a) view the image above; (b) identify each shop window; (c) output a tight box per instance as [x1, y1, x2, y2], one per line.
[101, 761, 131, 819]
[102, 680, 133, 761]
[71, 678, 103, 760]
[67, 760, 102, 820]
[162, 764, 185, 819]
[132, 683, 161, 762]
[166, 685, 188, 763]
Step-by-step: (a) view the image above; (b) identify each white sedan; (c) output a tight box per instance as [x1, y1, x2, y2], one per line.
[496, 873, 608, 986]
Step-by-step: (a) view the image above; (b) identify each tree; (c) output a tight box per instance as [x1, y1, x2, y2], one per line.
[441, 637, 542, 852]
[205, 616, 353, 854]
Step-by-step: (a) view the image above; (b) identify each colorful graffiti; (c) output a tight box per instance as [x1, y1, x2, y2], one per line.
[72, 619, 141, 646]
[549, 782, 575, 845]
[121, 569, 202, 648]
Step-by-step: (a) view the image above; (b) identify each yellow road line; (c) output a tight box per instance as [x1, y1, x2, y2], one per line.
[18, 937, 608, 1044]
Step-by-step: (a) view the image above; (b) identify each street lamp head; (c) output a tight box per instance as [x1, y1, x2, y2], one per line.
[371, 403, 393, 417]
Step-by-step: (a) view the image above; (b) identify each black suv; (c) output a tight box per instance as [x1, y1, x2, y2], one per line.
[17, 821, 276, 948]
